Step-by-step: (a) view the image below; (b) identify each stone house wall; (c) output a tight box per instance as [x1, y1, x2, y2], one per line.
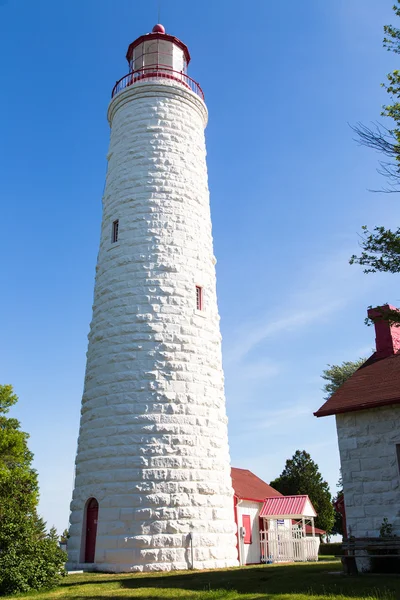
[336, 405, 400, 538]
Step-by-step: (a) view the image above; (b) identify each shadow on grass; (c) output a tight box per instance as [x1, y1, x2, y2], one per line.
[59, 562, 400, 599]
[63, 597, 270, 600]
[59, 597, 270, 600]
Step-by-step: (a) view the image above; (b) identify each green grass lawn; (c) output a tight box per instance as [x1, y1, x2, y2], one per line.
[8, 559, 400, 600]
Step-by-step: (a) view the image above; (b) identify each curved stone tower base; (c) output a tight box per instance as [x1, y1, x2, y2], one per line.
[67, 30, 238, 573]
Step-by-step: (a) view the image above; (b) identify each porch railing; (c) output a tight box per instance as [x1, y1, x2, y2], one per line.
[260, 529, 318, 563]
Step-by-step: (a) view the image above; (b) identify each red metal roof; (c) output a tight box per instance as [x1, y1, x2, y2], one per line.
[259, 495, 316, 518]
[314, 352, 400, 417]
[231, 467, 282, 502]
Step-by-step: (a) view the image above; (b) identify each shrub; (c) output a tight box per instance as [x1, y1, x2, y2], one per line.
[369, 519, 400, 573]
[0, 385, 67, 594]
[0, 531, 67, 595]
[319, 542, 343, 556]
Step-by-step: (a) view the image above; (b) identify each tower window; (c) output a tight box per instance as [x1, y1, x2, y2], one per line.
[196, 286, 203, 311]
[112, 220, 119, 243]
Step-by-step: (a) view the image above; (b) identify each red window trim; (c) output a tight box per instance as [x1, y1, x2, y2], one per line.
[196, 285, 203, 311]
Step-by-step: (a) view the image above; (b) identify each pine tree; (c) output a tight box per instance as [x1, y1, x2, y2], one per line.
[332, 476, 344, 537]
[321, 359, 366, 401]
[270, 450, 334, 534]
[60, 528, 70, 545]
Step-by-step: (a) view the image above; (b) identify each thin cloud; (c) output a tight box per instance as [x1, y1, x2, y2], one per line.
[355, 344, 374, 357]
[254, 404, 311, 431]
[230, 404, 313, 439]
[230, 359, 282, 382]
[225, 250, 376, 365]
[226, 302, 341, 365]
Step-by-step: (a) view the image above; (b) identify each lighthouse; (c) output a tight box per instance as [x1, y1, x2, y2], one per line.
[67, 25, 238, 572]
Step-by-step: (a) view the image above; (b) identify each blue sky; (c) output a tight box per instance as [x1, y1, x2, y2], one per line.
[1, 0, 400, 533]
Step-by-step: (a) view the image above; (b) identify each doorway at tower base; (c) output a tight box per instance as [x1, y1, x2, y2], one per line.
[67, 486, 238, 572]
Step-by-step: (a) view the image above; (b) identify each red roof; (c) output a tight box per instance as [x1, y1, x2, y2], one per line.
[305, 524, 325, 535]
[231, 467, 282, 502]
[314, 352, 400, 417]
[315, 305, 400, 417]
[259, 495, 316, 518]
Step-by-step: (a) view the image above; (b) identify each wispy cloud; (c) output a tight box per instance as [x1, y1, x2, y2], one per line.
[224, 249, 375, 365]
[233, 359, 282, 381]
[226, 302, 341, 365]
[355, 344, 374, 357]
[230, 403, 315, 441]
[252, 404, 311, 431]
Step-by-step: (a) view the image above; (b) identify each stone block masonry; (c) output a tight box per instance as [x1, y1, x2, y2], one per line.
[336, 405, 400, 538]
[67, 79, 238, 572]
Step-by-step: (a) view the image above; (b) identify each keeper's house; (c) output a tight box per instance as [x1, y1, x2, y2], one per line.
[231, 468, 322, 565]
[315, 304, 400, 541]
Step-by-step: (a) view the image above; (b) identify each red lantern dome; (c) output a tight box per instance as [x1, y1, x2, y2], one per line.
[152, 23, 166, 34]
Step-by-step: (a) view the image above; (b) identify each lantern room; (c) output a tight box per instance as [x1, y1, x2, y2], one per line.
[111, 25, 203, 101]
[126, 24, 191, 77]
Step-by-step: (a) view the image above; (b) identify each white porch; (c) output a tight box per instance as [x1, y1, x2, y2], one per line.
[259, 495, 319, 563]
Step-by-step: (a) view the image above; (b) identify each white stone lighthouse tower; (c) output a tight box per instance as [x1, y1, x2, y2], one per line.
[67, 25, 238, 572]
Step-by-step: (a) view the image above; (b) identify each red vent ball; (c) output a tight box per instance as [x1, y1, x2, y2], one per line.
[152, 24, 165, 33]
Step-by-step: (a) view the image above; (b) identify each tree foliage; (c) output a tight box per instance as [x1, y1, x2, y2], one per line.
[60, 528, 70, 545]
[350, 225, 400, 274]
[270, 450, 335, 534]
[0, 385, 66, 595]
[331, 476, 344, 537]
[351, 1, 400, 307]
[321, 359, 366, 401]
[352, 1, 400, 192]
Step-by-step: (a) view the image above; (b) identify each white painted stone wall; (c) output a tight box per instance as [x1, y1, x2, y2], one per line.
[336, 405, 400, 538]
[67, 78, 238, 572]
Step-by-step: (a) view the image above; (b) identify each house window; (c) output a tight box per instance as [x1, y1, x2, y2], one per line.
[242, 514, 252, 544]
[396, 444, 400, 474]
[196, 286, 203, 311]
[112, 220, 119, 243]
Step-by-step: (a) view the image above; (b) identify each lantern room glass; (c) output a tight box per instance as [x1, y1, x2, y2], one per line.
[130, 38, 187, 76]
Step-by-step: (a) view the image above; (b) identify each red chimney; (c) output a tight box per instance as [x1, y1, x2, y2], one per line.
[368, 304, 400, 358]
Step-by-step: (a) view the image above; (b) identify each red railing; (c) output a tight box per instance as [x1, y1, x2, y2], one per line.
[111, 67, 204, 101]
